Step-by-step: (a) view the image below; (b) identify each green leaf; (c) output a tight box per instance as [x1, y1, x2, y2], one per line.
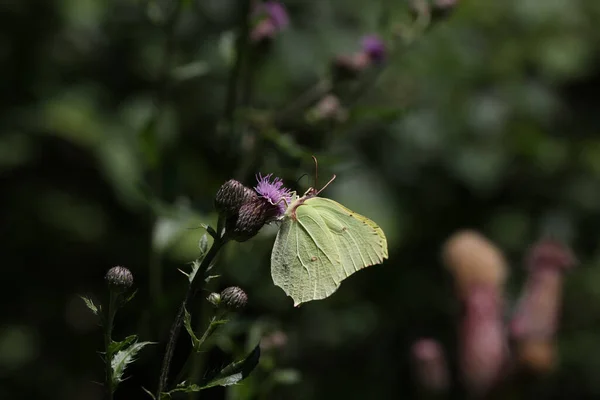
[109, 335, 138, 355]
[163, 382, 203, 397]
[272, 368, 301, 385]
[111, 339, 155, 387]
[183, 307, 200, 348]
[80, 296, 99, 315]
[122, 289, 138, 306]
[199, 345, 261, 388]
[205, 274, 220, 283]
[188, 259, 201, 283]
[198, 233, 208, 254]
[171, 61, 209, 82]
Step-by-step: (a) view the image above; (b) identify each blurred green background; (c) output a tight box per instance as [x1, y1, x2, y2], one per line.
[3, 0, 600, 398]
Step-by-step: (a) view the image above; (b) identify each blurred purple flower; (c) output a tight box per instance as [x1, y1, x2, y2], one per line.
[411, 339, 449, 393]
[361, 35, 386, 63]
[262, 1, 289, 29]
[459, 286, 507, 396]
[254, 173, 292, 216]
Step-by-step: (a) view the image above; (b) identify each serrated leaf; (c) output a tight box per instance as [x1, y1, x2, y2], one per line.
[183, 307, 200, 348]
[164, 382, 203, 397]
[141, 387, 156, 399]
[109, 335, 138, 355]
[205, 274, 220, 283]
[188, 259, 201, 283]
[111, 340, 155, 387]
[80, 296, 99, 315]
[198, 234, 208, 254]
[199, 345, 261, 388]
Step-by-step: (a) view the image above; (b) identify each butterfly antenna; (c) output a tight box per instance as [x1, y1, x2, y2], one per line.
[311, 155, 319, 189]
[295, 173, 308, 186]
[316, 174, 336, 196]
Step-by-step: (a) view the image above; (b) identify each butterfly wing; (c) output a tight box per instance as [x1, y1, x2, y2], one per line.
[305, 197, 388, 278]
[271, 202, 344, 306]
[271, 196, 388, 306]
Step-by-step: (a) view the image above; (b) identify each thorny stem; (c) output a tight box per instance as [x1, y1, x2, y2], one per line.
[156, 238, 226, 397]
[104, 291, 118, 400]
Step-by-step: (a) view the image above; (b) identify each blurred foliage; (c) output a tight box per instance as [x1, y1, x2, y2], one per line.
[4, 0, 600, 398]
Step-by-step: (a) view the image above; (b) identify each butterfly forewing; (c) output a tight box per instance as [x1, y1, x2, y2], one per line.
[306, 197, 388, 271]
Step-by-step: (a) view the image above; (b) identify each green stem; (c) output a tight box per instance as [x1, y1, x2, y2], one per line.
[223, 0, 252, 126]
[173, 313, 225, 385]
[156, 238, 226, 397]
[104, 291, 118, 400]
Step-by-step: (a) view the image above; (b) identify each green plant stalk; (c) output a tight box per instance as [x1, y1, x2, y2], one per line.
[156, 238, 226, 397]
[104, 291, 118, 400]
[174, 313, 226, 386]
[223, 0, 252, 126]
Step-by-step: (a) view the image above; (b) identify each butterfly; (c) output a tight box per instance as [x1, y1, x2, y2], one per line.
[271, 172, 388, 306]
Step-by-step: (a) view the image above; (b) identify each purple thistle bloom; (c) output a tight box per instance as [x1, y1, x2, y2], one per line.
[254, 173, 292, 216]
[254, 1, 289, 29]
[361, 35, 386, 63]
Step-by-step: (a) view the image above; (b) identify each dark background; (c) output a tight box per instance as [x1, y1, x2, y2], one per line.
[3, 0, 600, 399]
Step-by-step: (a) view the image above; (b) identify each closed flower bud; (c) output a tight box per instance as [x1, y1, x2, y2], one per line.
[215, 179, 255, 218]
[105, 266, 133, 293]
[443, 230, 508, 296]
[207, 292, 221, 307]
[220, 286, 248, 311]
[226, 196, 277, 242]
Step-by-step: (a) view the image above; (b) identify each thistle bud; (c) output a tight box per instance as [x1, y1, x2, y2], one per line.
[215, 179, 256, 218]
[411, 339, 450, 394]
[105, 266, 133, 293]
[207, 292, 221, 307]
[220, 286, 248, 311]
[225, 197, 274, 242]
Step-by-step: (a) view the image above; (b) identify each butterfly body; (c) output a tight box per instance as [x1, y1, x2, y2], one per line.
[271, 192, 388, 306]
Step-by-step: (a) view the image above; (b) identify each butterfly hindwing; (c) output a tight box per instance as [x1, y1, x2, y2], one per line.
[271, 203, 343, 306]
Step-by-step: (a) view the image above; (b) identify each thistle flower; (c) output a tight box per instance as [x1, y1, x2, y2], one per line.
[220, 286, 248, 311]
[459, 285, 507, 395]
[510, 238, 575, 373]
[105, 266, 133, 293]
[411, 339, 450, 393]
[254, 173, 292, 216]
[307, 95, 348, 123]
[251, 1, 289, 43]
[361, 35, 386, 63]
[227, 196, 278, 242]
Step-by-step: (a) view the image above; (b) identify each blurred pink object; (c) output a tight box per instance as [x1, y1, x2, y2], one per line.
[250, 1, 289, 43]
[459, 286, 507, 396]
[411, 338, 450, 393]
[511, 239, 575, 340]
